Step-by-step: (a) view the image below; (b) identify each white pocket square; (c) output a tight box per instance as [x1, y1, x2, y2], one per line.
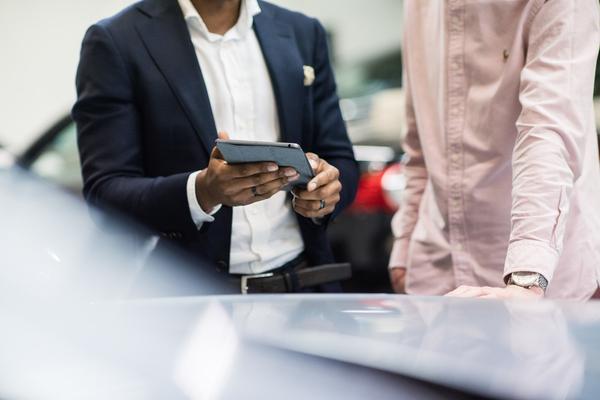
[303, 65, 315, 86]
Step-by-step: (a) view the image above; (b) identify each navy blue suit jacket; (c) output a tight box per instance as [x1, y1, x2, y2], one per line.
[73, 0, 358, 271]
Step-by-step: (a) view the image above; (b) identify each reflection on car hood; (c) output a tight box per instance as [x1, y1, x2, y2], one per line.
[1, 168, 599, 399]
[0, 167, 224, 300]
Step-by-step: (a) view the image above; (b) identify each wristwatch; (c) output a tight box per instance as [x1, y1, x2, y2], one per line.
[506, 271, 548, 292]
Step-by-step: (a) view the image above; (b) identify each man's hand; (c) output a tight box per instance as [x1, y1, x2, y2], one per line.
[292, 153, 341, 218]
[389, 267, 407, 294]
[195, 132, 299, 211]
[445, 285, 544, 300]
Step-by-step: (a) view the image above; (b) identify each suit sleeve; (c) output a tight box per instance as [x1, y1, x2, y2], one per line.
[310, 20, 359, 222]
[72, 24, 198, 235]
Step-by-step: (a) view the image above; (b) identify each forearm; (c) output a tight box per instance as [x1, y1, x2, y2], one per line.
[85, 172, 199, 235]
[389, 161, 428, 269]
[504, 0, 599, 282]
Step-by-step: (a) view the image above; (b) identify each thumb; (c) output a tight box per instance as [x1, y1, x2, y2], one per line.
[218, 131, 230, 140]
[212, 131, 230, 160]
[306, 152, 320, 171]
[210, 146, 224, 160]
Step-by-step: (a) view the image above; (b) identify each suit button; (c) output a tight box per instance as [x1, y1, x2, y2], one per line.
[216, 260, 227, 273]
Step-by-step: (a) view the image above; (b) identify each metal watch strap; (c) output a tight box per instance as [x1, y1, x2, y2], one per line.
[507, 272, 548, 291]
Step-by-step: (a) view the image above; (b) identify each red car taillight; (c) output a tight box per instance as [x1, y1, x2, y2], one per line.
[349, 163, 404, 214]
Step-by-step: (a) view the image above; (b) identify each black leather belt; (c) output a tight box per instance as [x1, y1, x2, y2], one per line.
[233, 256, 352, 294]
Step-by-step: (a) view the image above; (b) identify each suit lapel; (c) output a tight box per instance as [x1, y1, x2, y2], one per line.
[135, 0, 217, 155]
[253, 9, 304, 145]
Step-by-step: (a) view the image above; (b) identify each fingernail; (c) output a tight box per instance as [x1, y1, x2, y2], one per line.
[284, 168, 297, 177]
[308, 182, 316, 191]
[287, 174, 299, 182]
[267, 164, 279, 172]
[309, 159, 318, 170]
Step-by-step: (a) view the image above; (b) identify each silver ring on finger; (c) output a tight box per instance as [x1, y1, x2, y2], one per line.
[319, 199, 326, 210]
[251, 186, 259, 197]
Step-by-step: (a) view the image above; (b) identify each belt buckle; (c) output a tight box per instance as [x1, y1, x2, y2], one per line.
[241, 272, 274, 294]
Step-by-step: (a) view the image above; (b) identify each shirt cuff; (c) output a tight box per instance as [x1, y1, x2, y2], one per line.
[503, 240, 559, 283]
[186, 171, 222, 230]
[388, 238, 410, 270]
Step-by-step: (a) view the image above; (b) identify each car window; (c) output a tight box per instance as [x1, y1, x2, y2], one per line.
[29, 121, 82, 192]
[336, 49, 402, 100]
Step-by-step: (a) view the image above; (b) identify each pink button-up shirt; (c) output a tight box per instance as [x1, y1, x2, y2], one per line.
[390, 0, 600, 300]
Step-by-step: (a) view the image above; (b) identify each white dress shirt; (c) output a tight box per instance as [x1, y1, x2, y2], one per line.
[179, 0, 305, 275]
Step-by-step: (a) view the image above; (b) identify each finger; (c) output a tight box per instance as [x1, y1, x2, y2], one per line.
[233, 174, 297, 205]
[293, 192, 340, 211]
[254, 174, 298, 196]
[218, 131, 230, 140]
[293, 202, 334, 219]
[234, 168, 297, 190]
[294, 180, 341, 201]
[445, 285, 476, 297]
[446, 287, 485, 298]
[307, 164, 339, 192]
[242, 183, 288, 205]
[244, 185, 287, 205]
[292, 187, 306, 199]
[293, 196, 335, 216]
[293, 198, 322, 211]
[226, 162, 279, 178]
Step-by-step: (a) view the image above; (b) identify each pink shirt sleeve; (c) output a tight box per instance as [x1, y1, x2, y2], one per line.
[505, 0, 600, 282]
[389, 43, 429, 270]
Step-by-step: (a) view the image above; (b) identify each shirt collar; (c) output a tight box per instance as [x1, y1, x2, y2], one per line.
[178, 0, 261, 42]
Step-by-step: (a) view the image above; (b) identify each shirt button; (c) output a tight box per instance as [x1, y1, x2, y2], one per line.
[452, 243, 463, 251]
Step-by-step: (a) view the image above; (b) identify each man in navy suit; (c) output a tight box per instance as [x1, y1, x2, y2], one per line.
[73, 0, 358, 293]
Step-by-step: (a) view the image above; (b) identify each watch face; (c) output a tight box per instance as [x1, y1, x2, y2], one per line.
[511, 272, 539, 287]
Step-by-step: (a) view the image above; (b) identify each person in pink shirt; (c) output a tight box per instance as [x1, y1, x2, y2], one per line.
[389, 0, 600, 300]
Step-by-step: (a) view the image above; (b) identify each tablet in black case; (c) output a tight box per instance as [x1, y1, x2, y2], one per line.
[215, 139, 315, 189]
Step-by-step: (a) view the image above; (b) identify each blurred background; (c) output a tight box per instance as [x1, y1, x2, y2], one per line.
[0, 0, 598, 293]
